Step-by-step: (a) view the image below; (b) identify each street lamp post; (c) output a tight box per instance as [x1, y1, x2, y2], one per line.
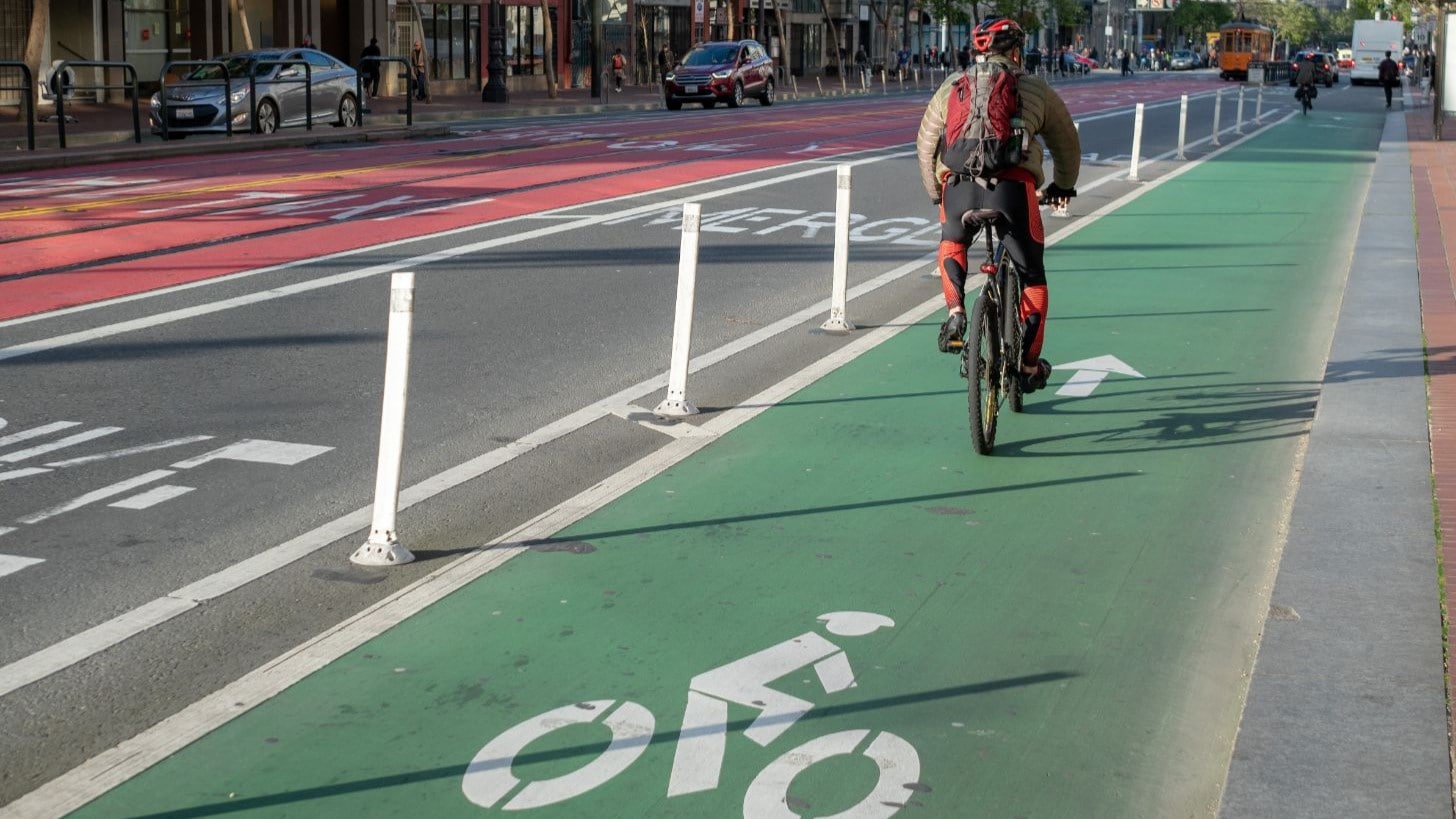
[483, 0, 510, 101]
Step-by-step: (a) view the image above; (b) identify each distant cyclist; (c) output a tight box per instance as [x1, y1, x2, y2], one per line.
[1294, 55, 1317, 113]
[915, 17, 1081, 393]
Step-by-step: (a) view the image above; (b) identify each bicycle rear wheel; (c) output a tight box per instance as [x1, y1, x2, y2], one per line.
[967, 294, 999, 455]
[1001, 261, 1025, 413]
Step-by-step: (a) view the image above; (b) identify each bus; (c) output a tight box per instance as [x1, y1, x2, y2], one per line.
[1349, 19, 1403, 85]
[1218, 20, 1275, 81]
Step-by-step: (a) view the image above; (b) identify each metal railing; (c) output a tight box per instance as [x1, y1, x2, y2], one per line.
[249, 58, 311, 134]
[158, 60, 232, 140]
[0, 61, 35, 150]
[53, 60, 141, 148]
[357, 56, 413, 126]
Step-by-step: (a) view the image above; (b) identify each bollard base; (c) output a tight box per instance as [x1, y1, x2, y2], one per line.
[820, 316, 857, 333]
[351, 535, 415, 566]
[654, 398, 699, 417]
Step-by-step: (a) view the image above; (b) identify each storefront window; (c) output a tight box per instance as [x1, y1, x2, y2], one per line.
[506, 5, 543, 75]
[418, 3, 479, 80]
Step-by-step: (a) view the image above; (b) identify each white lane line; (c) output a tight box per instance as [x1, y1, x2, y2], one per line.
[0, 468, 51, 483]
[44, 436, 215, 468]
[0, 144, 909, 334]
[109, 485, 196, 510]
[15, 470, 174, 526]
[373, 196, 495, 219]
[0, 554, 44, 578]
[0, 528, 17, 539]
[2, 119, 1296, 819]
[0, 597, 198, 700]
[0, 427, 124, 463]
[0, 422, 81, 449]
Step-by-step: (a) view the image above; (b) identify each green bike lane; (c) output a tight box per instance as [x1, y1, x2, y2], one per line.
[65, 111, 1386, 819]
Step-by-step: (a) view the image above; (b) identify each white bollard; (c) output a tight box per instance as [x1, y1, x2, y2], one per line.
[351, 273, 418, 567]
[1176, 94, 1188, 160]
[880, 69, 887, 93]
[1212, 89, 1223, 146]
[655, 204, 702, 417]
[1129, 102, 1145, 181]
[791, 75, 799, 98]
[1255, 85, 1264, 122]
[822, 165, 857, 333]
[1235, 86, 1245, 135]
[816, 76, 824, 94]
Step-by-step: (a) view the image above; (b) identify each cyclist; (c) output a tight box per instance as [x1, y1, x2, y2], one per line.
[916, 17, 1080, 393]
[1294, 54, 1317, 113]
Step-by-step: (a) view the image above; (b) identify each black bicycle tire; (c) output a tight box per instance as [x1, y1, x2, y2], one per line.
[1001, 254, 1025, 413]
[968, 294, 998, 455]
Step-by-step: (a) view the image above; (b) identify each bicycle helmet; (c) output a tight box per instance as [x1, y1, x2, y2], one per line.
[972, 17, 1026, 55]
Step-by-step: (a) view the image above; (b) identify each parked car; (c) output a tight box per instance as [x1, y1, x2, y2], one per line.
[663, 40, 775, 110]
[1169, 50, 1200, 70]
[1288, 50, 1336, 87]
[149, 48, 359, 138]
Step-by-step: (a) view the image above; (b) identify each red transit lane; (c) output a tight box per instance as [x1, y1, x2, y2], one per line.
[0, 76, 1218, 321]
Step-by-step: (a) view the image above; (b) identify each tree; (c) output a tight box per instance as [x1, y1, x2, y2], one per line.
[20, 0, 47, 123]
[1171, 0, 1232, 43]
[230, 0, 255, 50]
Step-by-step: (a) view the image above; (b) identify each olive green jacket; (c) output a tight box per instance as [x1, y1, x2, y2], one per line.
[915, 55, 1081, 200]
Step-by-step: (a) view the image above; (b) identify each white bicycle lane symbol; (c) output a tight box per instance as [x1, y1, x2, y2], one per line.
[461, 611, 922, 817]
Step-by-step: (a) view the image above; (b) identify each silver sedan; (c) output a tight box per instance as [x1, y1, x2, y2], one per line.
[149, 48, 360, 138]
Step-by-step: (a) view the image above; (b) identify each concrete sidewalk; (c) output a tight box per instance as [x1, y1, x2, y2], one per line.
[1220, 106, 1453, 818]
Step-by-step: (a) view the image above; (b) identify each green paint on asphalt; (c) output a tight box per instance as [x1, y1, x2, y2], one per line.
[71, 113, 1387, 819]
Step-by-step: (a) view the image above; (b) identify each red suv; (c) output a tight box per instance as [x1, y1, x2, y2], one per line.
[664, 40, 775, 110]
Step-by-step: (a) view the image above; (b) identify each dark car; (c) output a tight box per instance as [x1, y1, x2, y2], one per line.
[663, 40, 775, 110]
[149, 48, 359, 137]
[1288, 50, 1336, 87]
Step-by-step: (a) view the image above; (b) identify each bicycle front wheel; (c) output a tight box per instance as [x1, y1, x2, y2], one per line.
[968, 294, 999, 455]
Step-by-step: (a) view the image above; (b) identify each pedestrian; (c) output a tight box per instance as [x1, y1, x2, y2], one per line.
[1120, 49, 1131, 76]
[611, 47, 626, 91]
[359, 36, 381, 99]
[854, 45, 869, 83]
[411, 39, 431, 103]
[1378, 49, 1400, 108]
[657, 44, 674, 82]
[300, 34, 314, 49]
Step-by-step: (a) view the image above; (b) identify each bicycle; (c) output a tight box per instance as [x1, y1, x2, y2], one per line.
[957, 208, 1026, 455]
[461, 611, 921, 815]
[1295, 82, 1313, 115]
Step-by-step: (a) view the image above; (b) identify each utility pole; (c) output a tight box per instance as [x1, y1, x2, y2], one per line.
[590, 0, 602, 98]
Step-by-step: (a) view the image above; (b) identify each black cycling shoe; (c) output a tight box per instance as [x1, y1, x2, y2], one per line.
[938, 311, 967, 353]
[1019, 359, 1052, 393]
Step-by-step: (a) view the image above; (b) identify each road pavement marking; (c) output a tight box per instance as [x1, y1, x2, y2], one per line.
[44, 435, 215, 467]
[169, 439, 333, 469]
[15, 469, 174, 525]
[0, 553, 43, 578]
[109, 485, 196, 510]
[1054, 355, 1146, 397]
[0, 427, 123, 463]
[0, 421, 81, 449]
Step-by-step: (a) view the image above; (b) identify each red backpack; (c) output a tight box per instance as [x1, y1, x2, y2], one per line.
[941, 61, 1026, 183]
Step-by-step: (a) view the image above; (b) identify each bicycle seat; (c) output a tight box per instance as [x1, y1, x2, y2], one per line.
[961, 209, 1004, 227]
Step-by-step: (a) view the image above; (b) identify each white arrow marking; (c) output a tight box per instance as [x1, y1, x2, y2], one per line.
[1054, 355, 1145, 397]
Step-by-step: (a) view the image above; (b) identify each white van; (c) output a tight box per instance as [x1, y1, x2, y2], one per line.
[1350, 19, 1403, 85]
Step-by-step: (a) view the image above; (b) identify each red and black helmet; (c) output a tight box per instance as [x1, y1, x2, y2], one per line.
[971, 17, 1026, 55]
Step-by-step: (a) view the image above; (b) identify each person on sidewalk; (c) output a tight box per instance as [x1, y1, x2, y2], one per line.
[1379, 50, 1400, 109]
[359, 37, 382, 99]
[412, 40, 431, 103]
[916, 16, 1081, 394]
[657, 45, 675, 82]
[1120, 49, 1132, 77]
[612, 48, 626, 91]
